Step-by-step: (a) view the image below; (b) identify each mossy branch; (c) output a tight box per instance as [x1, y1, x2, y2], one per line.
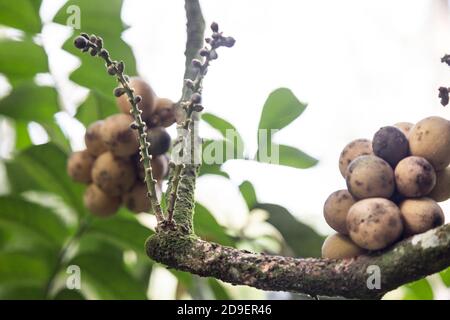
[146, 223, 450, 299]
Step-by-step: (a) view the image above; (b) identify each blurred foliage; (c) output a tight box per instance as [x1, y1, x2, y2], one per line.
[0, 0, 442, 301]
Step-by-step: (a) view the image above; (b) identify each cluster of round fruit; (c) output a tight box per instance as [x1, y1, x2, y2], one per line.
[67, 77, 175, 217]
[322, 117, 449, 259]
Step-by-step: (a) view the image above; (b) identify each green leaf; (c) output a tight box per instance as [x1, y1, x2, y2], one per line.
[208, 278, 231, 300]
[194, 203, 234, 247]
[0, 39, 48, 81]
[198, 163, 229, 178]
[5, 143, 86, 217]
[0, 83, 58, 122]
[255, 203, 324, 258]
[258, 88, 307, 135]
[0, 252, 50, 287]
[403, 279, 434, 300]
[202, 113, 244, 158]
[0, 0, 42, 34]
[0, 196, 69, 247]
[54, 289, 85, 300]
[440, 267, 450, 287]
[75, 90, 117, 126]
[256, 144, 318, 169]
[87, 210, 154, 255]
[54, 0, 137, 97]
[70, 252, 147, 299]
[0, 284, 44, 299]
[239, 180, 257, 210]
[14, 121, 32, 150]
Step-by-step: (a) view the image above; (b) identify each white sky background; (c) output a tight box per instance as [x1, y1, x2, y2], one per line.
[2, 0, 450, 236]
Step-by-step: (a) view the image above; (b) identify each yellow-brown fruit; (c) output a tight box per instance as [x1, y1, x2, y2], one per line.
[85, 120, 108, 156]
[394, 122, 414, 137]
[409, 116, 450, 170]
[116, 77, 156, 122]
[347, 198, 403, 250]
[346, 155, 395, 199]
[92, 152, 136, 196]
[123, 182, 151, 213]
[399, 198, 445, 236]
[429, 167, 450, 202]
[67, 150, 95, 184]
[83, 184, 121, 217]
[100, 114, 139, 157]
[394, 156, 436, 198]
[323, 190, 355, 235]
[321, 233, 365, 259]
[148, 98, 176, 128]
[338, 139, 373, 177]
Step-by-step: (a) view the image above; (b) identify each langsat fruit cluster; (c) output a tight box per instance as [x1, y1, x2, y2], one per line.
[67, 77, 174, 217]
[322, 117, 448, 259]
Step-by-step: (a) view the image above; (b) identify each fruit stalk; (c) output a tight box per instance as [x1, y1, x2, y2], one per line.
[73, 34, 164, 222]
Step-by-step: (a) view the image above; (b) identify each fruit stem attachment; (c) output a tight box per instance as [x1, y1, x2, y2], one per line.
[73, 34, 164, 223]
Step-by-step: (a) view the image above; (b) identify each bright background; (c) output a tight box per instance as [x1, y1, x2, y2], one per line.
[1, 0, 450, 299]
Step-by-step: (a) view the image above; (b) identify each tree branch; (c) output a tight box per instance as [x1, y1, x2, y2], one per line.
[147, 223, 450, 299]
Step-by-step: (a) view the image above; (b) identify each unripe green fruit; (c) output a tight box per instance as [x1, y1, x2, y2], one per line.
[100, 114, 139, 157]
[67, 150, 95, 184]
[116, 77, 156, 122]
[399, 198, 445, 236]
[347, 198, 403, 250]
[409, 116, 450, 170]
[429, 167, 450, 202]
[83, 184, 121, 217]
[85, 120, 107, 156]
[321, 233, 364, 259]
[91, 152, 136, 196]
[394, 156, 436, 198]
[147, 127, 171, 156]
[338, 139, 373, 178]
[323, 190, 355, 235]
[346, 155, 395, 199]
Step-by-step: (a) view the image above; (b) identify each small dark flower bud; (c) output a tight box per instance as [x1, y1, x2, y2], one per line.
[113, 87, 126, 97]
[98, 48, 109, 59]
[212, 32, 220, 40]
[210, 22, 219, 32]
[130, 122, 139, 130]
[192, 59, 202, 69]
[117, 61, 124, 73]
[95, 37, 103, 49]
[107, 65, 116, 75]
[191, 93, 202, 104]
[89, 35, 97, 42]
[193, 104, 204, 112]
[441, 54, 450, 67]
[222, 36, 236, 48]
[209, 49, 218, 60]
[199, 48, 209, 57]
[80, 33, 90, 39]
[205, 37, 212, 44]
[134, 95, 142, 104]
[184, 79, 194, 89]
[82, 46, 89, 53]
[90, 48, 98, 56]
[74, 36, 88, 49]
[439, 87, 449, 106]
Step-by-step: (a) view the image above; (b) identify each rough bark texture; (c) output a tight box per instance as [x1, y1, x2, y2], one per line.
[146, 223, 450, 299]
